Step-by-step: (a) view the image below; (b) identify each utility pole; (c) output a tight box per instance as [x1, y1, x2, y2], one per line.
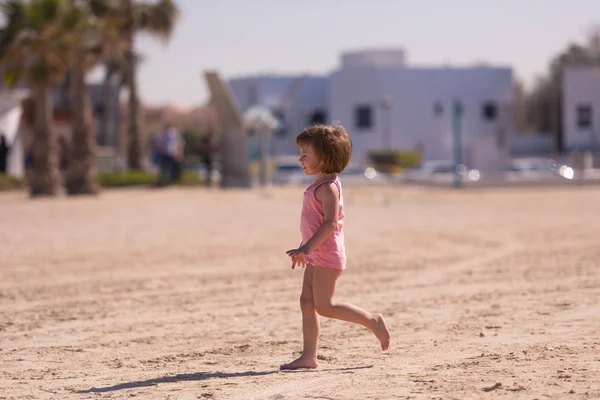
[452, 99, 463, 189]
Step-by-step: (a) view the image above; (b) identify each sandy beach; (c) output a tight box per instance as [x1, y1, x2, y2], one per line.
[0, 184, 598, 399]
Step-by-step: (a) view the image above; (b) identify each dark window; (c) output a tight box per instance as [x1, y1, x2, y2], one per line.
[273, 109, 286, 136]
[433, 101, 443, 117]
[355, 105, 372, 129]
[482, 102, 497, 121]
[308, 109, 327, 125]
[94, 104, 105, 117]
[576, 105, 592, 128]
[248, 84, 258, 106]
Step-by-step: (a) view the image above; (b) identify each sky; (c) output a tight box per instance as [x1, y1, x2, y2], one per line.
[90, 0, 600, 109]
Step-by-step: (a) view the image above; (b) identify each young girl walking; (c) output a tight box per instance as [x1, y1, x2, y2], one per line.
[280, 124, 391, 371]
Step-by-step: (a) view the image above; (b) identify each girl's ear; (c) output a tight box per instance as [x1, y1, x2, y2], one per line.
[317, 158, 325, 172]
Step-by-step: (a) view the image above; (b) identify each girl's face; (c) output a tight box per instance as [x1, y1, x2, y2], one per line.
[298, 143, 321, 175]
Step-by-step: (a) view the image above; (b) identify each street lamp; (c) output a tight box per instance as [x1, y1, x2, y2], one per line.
[452, 99, 463, 189]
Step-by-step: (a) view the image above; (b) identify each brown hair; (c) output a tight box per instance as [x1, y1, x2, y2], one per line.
[296, 124, 353, 174]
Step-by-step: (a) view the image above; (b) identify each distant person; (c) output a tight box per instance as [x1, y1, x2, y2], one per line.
[157, 123, 184, 185]
[199, 135, 214, 185]
[58, 136, 69, 175]
[150, 133, 162, 170]
[280, 124, 391, 371]
[0, 134, 9, 174]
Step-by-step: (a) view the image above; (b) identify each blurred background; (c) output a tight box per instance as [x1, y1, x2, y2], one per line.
[1, 0, 600, 195]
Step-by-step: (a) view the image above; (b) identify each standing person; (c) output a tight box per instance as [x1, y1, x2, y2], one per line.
[0, 134, 9, 174]
[281, 124, 391, 371]
[199, 135, 214, 186]
[157, 123, 184, 185]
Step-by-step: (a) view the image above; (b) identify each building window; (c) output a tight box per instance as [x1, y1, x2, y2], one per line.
[308, 109, 327, 125]
[248, 84, 258, 106]
[576, 105, 592, 128]
[482, 102, 497, 121]
[272, 109, 286, 136]
[433, 101, 443, 117]
[94, 104, 105, 118]
[355, 105, 372, 129]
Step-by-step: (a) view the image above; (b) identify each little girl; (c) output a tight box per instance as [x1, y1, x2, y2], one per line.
[281, 124, 391, 371]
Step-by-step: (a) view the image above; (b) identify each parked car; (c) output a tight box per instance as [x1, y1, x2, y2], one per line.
[273, 162, 313, 185]
[273, 158, 385, 186]
[505, 157, 574, 181]
[340, 165, 388, 185]
[188, 162, 221, 184]
[403, 160, 480, 183]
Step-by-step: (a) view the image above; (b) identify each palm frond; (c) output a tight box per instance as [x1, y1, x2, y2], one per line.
[134, 0, 179, 40]
[0, 0, 27, 59]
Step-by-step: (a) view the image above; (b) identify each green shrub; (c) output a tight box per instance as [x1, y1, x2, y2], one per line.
[98, 170, 206, 188]
[177, 171, 205, 186]
[182, 130, 204, 157]
[98, 171, 158, 187]
[0, 170, 207, 191]
[0, 174, 26, 191]
[367, 150, 422, 173]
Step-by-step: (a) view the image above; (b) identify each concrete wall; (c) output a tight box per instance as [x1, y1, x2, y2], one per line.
[228, 49, 515, 166]
[0, 96, 25, 177]
[329, 51, 514, 164]
[563, 67, 600, 151]
[228, 75, 328, 156]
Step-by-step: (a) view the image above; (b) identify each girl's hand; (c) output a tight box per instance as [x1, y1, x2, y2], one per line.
[290, 254, 307, 269]
[286, 245, 310, 269]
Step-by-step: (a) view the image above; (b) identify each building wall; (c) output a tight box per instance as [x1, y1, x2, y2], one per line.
[228, 75, 328, 155]
[329, 56, 514, 164]
[227, 50, 515, 167]
[341, 48, 406, 68]
[1, 80, 122, 177]
[0, 93, 26, 177]
[53, 82, 122, 149]
[563, 67, 600, 151]
[90, 83, 122, 149]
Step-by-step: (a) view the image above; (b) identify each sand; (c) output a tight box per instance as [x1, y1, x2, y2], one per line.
[0, 184, 598, 399]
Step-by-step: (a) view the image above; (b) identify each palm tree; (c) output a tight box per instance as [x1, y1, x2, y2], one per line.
[92, 0, 179, 170]
[0, 0, 80, 196]
[98, 58, 121, 147]
[63, 0, 114, 195]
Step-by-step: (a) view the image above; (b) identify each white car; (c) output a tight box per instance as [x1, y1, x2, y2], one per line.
[273, 162, 312, 186]
[340, 165, 387, 185]
[504, 158, 574, 181]
[273, 161, 385, 186]
[403, 161, 480, 183]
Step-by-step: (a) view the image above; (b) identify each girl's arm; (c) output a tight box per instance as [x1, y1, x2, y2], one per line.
[287, 182, 339, 257]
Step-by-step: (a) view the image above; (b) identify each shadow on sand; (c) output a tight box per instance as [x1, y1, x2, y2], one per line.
[79, 365, 374, 393]
[280, 365, 374, 373]
[78, 371, 277, 393]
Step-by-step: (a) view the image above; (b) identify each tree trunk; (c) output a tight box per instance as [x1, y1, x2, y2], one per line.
[126, 34, 143, 170]
[65, 52, 100, 195]
[27, 86, 61, 196]
[98, 62, 115, 147]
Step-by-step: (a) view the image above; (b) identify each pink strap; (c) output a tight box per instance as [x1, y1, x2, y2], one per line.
[312, 178, 341, 201]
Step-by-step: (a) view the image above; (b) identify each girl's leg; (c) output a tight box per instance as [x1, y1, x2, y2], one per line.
[312, 266, 391, 351]
[280, 265, 320, 370]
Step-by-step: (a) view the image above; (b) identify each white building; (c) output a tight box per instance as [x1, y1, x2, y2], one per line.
[228, 75, 328, 156]
[227, 49, 515, 169]
[0, 90, 28, 177]
[0, 82, 123, 177]
[563, 67, 600, 152]
[329, 49, 514, 168]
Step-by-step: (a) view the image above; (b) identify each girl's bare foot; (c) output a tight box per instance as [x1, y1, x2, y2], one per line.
[374, 314, 391, 351]
[279, 355, 318, 370]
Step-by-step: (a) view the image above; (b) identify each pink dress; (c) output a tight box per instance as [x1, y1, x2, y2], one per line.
[300, 176, 346, 270]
